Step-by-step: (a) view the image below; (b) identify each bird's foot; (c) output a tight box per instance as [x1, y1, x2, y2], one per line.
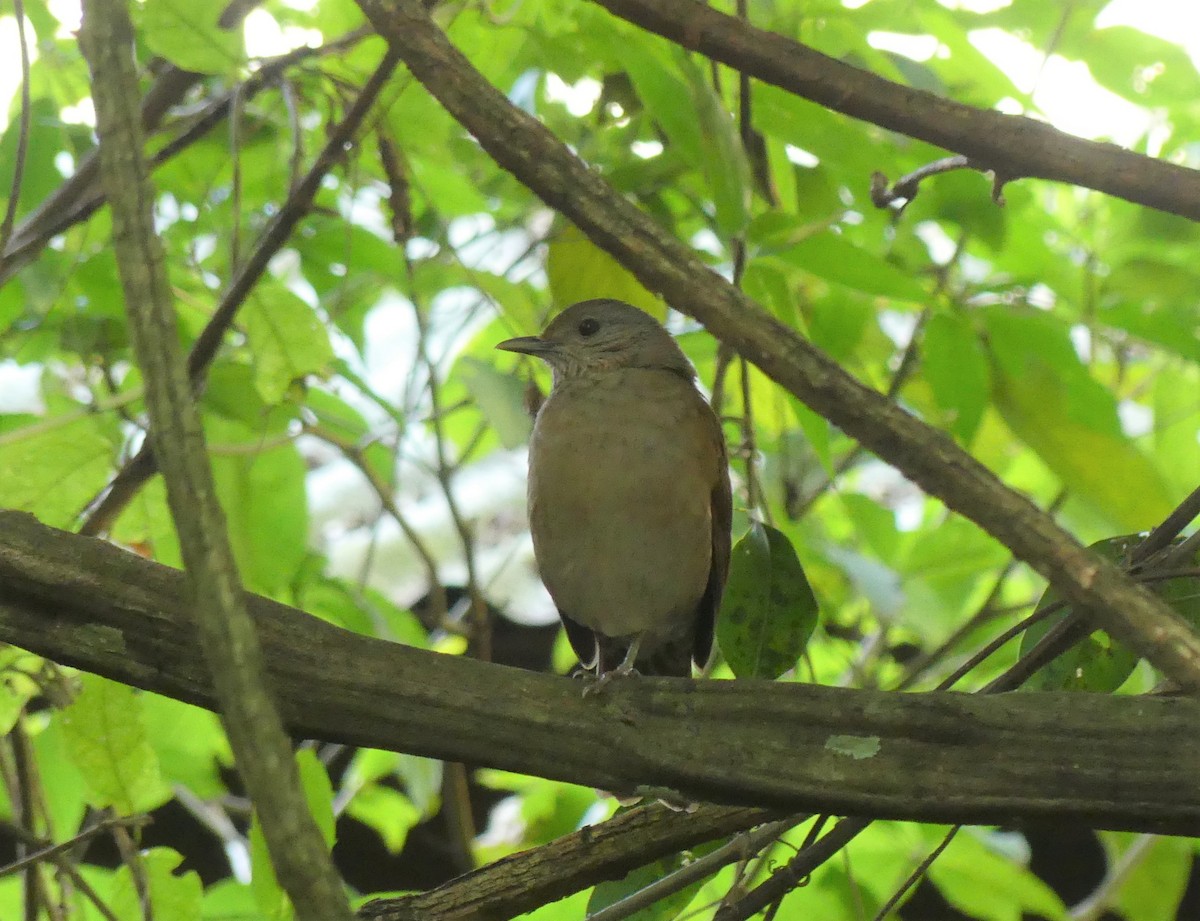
[633, 786, 699, 813]
[581, 662, 640, 697]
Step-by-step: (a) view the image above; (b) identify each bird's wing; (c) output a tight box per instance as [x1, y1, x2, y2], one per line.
[559, 612, 599, 670]
[694, 396, 732, 669]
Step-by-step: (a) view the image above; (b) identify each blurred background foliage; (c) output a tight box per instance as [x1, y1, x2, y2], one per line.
[0, 0, 1198, 917]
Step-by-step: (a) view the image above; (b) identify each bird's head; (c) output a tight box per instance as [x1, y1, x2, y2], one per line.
[495, 299, 695, 384]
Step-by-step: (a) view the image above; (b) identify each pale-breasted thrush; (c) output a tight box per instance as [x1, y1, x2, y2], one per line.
[497, 299, 732, 682]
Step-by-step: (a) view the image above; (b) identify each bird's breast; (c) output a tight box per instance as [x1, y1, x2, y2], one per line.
[526, 369, 717, 638]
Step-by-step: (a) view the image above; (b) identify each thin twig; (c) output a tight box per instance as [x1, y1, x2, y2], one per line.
[172, 785, 247, 850]
[713, 817, 871, 921]
[0, 817, 128, 921]
[1132, 483, 1200, 566]
[110, 818, 152, 921]
[869, 157, 999, 211]
[789, 307, 931, 519]
[868, 826, 959, 921]
[304, 421, 448, 625]
[585, 817, 801, 921]
[1069, 834, 1157, 921]
[229, 82, 244, 272]
[384, 137, 490, 661]
[0, 0, 33, 257]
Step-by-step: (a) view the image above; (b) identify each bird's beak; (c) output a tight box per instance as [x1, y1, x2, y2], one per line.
[495, 335, 555, 356]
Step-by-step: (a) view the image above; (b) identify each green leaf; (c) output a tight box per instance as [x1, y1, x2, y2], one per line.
[1097, 289, 1200, 362]
[751, 83, 883, 182]
[1024, 625, 1139, 694]
[0, 100, 72, 223]
[896, 516, 1008, 638]
[906, 169, 1007, 251]
[805, 289, 872, 361]
[396, 753, 444, 817]
[302, 387, 373, 443]
[743, 259, 804, 329]
[32, 721, 90, 843]
[1134, 535, 1200, 636]
[1064, 26, 1199, 109]
[776, 232, 927, 303]
[986, 309, 1175, 531]
[345, 785, 422, 854]
[138, 0, 244, 75]
[922, 312, 990, 442]
[297, 748, 338, 847]
[597, 28, 703, 166]
[0, 278, 24, 333]
[60, 675, 171, 815]
[108, 847, 203, 921]
[141, 693, 229, 798]
[0, 417, 113, 527]
[242, 287, 335, 404]
[1152, 366, 1200, 498]
[248, 814, 291, 921]
[679, 56, 750, 236]
[201, 879, 258, 920]
[790, 397, 833, 473]
[930, 829, 1067, 921]
[588, 850, 704, 921]
[1111, 834, 1193, 921]
[512, 779, 598, 847]
[458, 357, 533, 449]
[207, 417, 307, 595]
[0, 648, 40, 735]
[546, 224, 663, 315]
[718, 522, 820, 679]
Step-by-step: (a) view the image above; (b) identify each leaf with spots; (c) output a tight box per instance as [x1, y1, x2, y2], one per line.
[718, 522, 819, 679]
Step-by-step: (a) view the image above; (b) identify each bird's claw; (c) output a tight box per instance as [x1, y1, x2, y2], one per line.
[581, 663, 640, 697]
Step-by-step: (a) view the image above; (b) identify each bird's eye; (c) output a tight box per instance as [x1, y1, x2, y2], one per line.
[578, 318, 600, 337]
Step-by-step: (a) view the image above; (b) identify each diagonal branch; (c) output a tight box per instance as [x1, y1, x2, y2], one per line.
[354, 0, 1200, 689]
[591, 0, 1200, 220]
[78, 4, 361, 918]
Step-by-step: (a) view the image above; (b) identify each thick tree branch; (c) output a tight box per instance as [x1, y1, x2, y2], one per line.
[592, 0, 1200, 221]
[78, 7, 355, 920]
[1, 511, 1198, 836]
[355, 0, 1200, 689]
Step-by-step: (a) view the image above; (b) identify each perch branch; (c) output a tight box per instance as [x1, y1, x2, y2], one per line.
[1, 511, 1198, 836]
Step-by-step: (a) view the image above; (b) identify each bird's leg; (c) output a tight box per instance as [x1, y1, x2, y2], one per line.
[613, 634, 642, 676]
[583, 635, 642, 697]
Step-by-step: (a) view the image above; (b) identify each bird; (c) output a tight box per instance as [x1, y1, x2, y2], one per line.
[496, 298, 732, 686]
